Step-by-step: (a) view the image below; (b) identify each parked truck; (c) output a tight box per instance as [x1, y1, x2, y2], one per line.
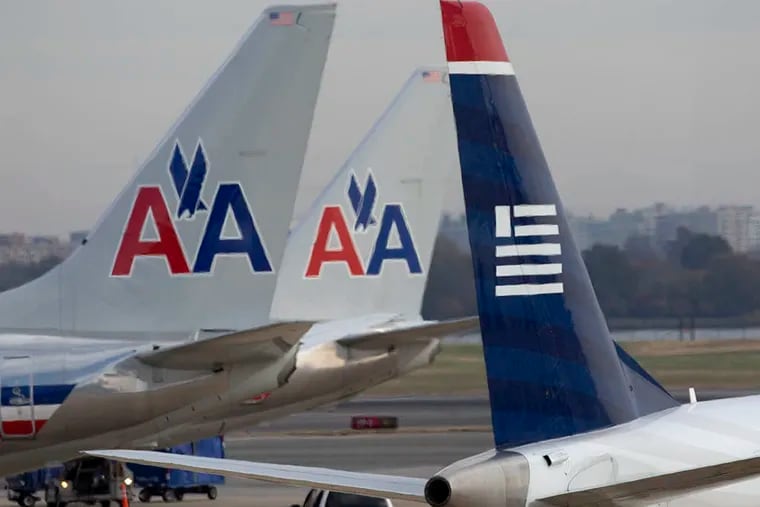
[44, 458, 133, 507]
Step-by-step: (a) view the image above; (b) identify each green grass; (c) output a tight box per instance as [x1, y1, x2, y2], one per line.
[365, 341, 760, 396]
[367, 344, 487, 396]
[634, 351, 760, 389]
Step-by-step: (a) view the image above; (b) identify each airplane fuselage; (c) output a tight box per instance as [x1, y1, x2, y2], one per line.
[0, 315, 442, 475]
[0, 334, 292, 475]
[432, 395, 760, 506]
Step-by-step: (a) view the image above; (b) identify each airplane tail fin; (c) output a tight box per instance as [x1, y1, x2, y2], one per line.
[440, 0, 677, 448]
[0, 5, 336, 335]
[270, 67, 458, 322]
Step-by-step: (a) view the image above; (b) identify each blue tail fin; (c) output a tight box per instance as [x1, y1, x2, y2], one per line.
[439, 0, 677, 449]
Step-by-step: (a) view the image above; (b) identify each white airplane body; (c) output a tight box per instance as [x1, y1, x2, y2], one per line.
[94, 2, 760, 506]
[431, 396, 760, 506]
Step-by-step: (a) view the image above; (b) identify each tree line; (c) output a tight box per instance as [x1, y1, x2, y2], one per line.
[3, 227, 760, 325]
[422, 227, 760, 323]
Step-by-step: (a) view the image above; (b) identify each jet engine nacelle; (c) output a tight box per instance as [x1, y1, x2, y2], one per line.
[424, 450, 530, 507]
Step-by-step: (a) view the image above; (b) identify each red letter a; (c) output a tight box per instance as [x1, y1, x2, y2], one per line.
[305, 206, 364, 278]
[111, 186, 191, 276]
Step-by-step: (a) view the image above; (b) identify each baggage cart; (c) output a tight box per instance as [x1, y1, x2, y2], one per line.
[130, 437, 225, 502]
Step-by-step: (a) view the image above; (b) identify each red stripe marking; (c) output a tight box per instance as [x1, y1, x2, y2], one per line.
[1, 419, 46, 436]
[440, 1, 509, 63]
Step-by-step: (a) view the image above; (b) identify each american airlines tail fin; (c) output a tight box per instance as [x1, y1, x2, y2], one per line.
[0, 5, 336, 335]
[441, 0, 677, 448]
[270, 68, 457, 322]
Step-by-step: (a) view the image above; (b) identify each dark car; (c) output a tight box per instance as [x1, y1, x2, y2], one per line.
[292, 488, 393, 507]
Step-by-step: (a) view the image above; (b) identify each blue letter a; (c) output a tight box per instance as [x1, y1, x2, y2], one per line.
[366, 204, 422, 276]
[193, 184, 272, 273]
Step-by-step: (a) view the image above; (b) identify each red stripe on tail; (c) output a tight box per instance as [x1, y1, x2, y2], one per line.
[1, 419, 46, 436]
[440, 1, 509, 63]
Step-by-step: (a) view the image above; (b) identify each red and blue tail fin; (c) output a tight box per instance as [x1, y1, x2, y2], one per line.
[439, 0, 677, 449]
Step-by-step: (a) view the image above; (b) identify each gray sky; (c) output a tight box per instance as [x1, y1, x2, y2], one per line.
[1, 0, 760, 235]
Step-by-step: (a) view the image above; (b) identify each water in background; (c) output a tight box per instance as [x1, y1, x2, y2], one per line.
[446, 327, 760, 344]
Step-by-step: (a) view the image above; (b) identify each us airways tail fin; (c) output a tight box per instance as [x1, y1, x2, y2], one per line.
[270, 68, 457, 322]
[441, 0, 677, 448]
[0, 5, 336, 335]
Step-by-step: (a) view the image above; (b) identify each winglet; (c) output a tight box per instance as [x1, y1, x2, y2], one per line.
[440, 1, 513, 76]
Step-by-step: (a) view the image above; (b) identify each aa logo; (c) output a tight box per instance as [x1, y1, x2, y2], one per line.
[305, 170, 422, 278]
[111, 139, 272, 277]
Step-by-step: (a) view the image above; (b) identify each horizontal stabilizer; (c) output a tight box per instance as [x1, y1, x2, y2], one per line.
[85, 450, 426, 503]
[337, 316, 478, 350]
[138, 322, 314, 370]
[539, 455, 760, 506]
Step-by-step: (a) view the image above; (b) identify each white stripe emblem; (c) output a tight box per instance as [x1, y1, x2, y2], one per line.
[448, 61, 515, 76]
[496, 283, 564, 297]
[493, 204, 563, 297]
[514, 224, 559, 237]
[495, 206, 512, 238]
[514, 204, 556, 217]
[497, 243, 561, 257]
[497, 263, 562, 277]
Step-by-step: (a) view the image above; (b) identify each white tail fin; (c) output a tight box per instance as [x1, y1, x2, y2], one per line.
[270, 68, 458, 322]
[0, 5, 336, 335]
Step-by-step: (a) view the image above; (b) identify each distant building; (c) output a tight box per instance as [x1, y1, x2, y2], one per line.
[567, 214, 606, 251]
[638, 203, 670, 239]
[0, 230, 88, 265]
[748, 212, 760, 252]
[717, 206, 754, 252]
[654, 206, 718, 250]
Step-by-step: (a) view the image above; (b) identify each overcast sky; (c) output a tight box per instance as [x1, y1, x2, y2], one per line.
[1, 0, 760, 235]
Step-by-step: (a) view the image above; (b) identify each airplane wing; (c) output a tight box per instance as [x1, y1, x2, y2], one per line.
[137, 322, 315, 370]
[337, 316, 478, 350]
[88, 449, 760, 506]
[537, 455, 760, 506]
[84, 450, 427, 503]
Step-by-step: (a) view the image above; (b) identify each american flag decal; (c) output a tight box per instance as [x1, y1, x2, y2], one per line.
[494, 204, 563, 296]
[269, 11, 295, 26]
[422, 70, 443, 83]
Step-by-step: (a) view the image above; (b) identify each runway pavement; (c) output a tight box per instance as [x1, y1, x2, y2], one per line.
[246, 389, 757, 435]
[219, 432, 492, 506]
[5, 391, 756, 507]
[180, 390, 758, 506]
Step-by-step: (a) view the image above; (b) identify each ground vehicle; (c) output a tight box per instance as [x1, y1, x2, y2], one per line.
[292, 489, 393, 507]
[6, 467, 62, 507]
[129, 437, 224, 502]
[44, 458, 133, 507]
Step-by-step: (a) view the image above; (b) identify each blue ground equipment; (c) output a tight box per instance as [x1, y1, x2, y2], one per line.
[6, 466, 62, 507]
[129, 437, 225, 502]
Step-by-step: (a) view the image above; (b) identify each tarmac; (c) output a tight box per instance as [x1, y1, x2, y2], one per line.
[194, 396, 496, 506]
[4, 391, 757, 507]
[218, 432, 492, 506]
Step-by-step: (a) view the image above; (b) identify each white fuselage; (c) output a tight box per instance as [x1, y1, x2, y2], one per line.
[0, 314, 441, 474]
[462, 395, 760, 506]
